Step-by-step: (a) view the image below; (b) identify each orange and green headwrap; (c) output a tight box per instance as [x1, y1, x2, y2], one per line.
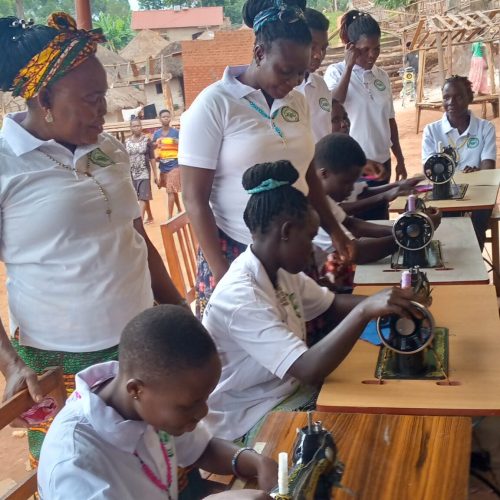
[11, 12, 105, 99]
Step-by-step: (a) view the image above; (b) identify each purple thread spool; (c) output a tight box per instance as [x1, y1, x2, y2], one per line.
[407, 194, 416, 212]
[401, 270, 412, 290]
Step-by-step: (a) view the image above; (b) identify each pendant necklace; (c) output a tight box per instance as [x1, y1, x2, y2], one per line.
[41, 151, 112, 220]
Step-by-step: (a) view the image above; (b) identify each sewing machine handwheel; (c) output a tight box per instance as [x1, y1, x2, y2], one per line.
[393, 212, 434, 251]
[376, 301, 435, 354]
[424, 153, 455, 185]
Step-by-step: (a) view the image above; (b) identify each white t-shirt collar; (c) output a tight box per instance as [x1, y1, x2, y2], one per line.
[2, 111, 101, 161]
[71, 361, 148, 454]
[222, 65, 297, 108]
[440, 111, 478, 137]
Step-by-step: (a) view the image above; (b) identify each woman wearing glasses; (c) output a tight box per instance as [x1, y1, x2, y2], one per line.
[179, 0, 352, 318]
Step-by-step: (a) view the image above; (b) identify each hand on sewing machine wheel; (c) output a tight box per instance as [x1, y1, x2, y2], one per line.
[425, 207, 442, 230]
[204, 490, 273, 499]
[358, 286, 421, 321]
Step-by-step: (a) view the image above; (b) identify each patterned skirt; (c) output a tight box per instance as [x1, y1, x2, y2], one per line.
[11, 333, 119, 467]
[469, 56, 489, 94]
[159, 167, 182, 193]
[195, 228, 247, 319]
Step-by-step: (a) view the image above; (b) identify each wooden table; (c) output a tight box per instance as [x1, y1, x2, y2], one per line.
[452, 169, 500, 187]
[389, 185, 499, 213]
[317, 284, 500, 416]
[253, 411, 471, 500]
[354, 218, 489, 286]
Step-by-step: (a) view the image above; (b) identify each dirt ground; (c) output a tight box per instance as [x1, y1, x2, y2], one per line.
[0, 103, 499, 496]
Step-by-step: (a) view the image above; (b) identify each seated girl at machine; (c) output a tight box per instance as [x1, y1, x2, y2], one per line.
[331, 99, 423, 220]
[422, 75, 496, 249]
[202, 160, 419, 445]
[422, 75, 496, 173]
[312, 134, 441, 274]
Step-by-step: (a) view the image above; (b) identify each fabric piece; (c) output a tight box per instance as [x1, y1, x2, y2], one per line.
[125, 135, 153, 181]
[153, 128, 179, 172]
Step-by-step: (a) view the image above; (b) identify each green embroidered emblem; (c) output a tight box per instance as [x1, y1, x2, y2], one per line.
[319, 97, 331, 112]
[281, 106, 299, 123]
[374, 79, 386, 91]
[88, 148, 115, 167]
[467, 137, 479, 149]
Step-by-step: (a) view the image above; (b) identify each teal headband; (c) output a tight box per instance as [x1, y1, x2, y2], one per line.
[253, 0, 305, 33]
[246, 178, 290, 194]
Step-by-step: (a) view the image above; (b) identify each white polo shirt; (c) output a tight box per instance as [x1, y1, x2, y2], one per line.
[38, 361, 212, 500]
[179, 65, 315, 245]
[295, 72, 332, 142]
[422, 112, 496, 171]
[202, 246, 334, 440]
[324, 62, 395, 163]
[0, 113, 153, 352]
[313, 198, 353, 253]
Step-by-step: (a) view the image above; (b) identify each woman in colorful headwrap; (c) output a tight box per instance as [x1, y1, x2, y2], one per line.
[179, 0, 352, 319]
[0, 13, 184, 467]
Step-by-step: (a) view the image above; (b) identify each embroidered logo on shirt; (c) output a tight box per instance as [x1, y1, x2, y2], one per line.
[281, 106, 299, 123]
[319, 97, 331, 112]
[88, 148, 115, 167]
[374, 79, 386, 91]
[467, 137, 479, 149]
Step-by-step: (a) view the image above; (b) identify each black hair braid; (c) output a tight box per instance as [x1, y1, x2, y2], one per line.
[0, 17, 57, 91]
[339, 10, 380, 45]
[242, 160, 310, 234]
[304, 8, 330, 32]
[242, 0, 311, 48]
[443, 75, 474, 102]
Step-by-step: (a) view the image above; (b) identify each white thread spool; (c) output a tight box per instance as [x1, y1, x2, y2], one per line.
[401, 270, 412, 289]
[278, 452, 289, 495]
[407, 194, 416, 212]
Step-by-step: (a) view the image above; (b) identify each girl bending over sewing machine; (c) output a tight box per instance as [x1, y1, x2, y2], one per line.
[201, 161, 419, 445]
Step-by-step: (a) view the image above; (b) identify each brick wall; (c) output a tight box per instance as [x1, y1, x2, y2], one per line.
[182, 29, 255, 107]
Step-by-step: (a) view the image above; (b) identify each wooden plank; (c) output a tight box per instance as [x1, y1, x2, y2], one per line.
[254, 412, 471, 500]
[409, 19, 425, 50]
[435, 32, 446, 86]
[447, 32, 453, 77]
[2, 471, 37, 500]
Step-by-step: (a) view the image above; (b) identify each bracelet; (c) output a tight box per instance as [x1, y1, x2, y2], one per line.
[231, 446, 258, 479]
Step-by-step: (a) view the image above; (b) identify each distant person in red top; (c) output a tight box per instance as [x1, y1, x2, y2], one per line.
[153, 109, 181, 219]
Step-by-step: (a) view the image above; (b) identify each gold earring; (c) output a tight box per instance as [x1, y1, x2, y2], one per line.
[45, 110, 53, 123]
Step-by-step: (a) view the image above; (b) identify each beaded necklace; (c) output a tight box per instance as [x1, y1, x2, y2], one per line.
[446, 132, 469, 162]
[41, 151, 112, 220]
[134, 438, 173, 498]
[244, 97, 285, 142]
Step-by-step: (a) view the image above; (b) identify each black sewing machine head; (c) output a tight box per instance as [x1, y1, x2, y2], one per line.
[424, 146, 468, 200]
[272, 412, 344, 499]
[391, 195, 443, 269]
[374, 270, 448, 381]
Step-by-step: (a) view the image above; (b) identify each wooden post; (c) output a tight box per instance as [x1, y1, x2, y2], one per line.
[162, 77, 174, 114]
[447, 33, 453, 77]
[75, 0, 92, 30]
[435, 33, 446, 85]
[484, 41, 498, 118]
[415, 48, 427, 134]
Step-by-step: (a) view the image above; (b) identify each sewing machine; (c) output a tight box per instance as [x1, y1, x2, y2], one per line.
[374, 269, 449, 381]
[424, 146, 468, 200]
[391, 195, 443, 269]
[271, 411, 344, 499]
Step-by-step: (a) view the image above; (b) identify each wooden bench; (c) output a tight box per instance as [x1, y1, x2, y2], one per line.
[416, 94, 500, 133]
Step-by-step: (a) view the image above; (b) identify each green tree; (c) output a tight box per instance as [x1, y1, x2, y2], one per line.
[95, 12, 133, 51]
[138, 0, 168, 9]
[373, 0, 412, 8]
[0, 0, 16, 17]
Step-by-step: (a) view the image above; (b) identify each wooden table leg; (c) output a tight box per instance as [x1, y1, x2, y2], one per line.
[491, 216, 500, 296]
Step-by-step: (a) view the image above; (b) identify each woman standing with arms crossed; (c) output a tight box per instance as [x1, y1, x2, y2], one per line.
[324, 10, 407, 187]
[0, 13, 183, 466]
[180, 0, 351, 317]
